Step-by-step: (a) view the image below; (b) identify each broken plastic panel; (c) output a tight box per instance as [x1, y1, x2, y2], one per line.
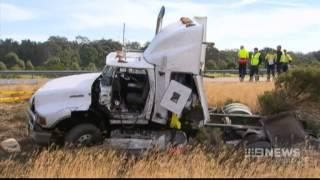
[160, 80, 192, 117]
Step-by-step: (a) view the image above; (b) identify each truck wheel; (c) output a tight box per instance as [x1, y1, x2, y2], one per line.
[65, 123, 103, 147]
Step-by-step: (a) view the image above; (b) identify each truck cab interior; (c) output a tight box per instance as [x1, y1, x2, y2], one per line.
[110, 67, 150, 114]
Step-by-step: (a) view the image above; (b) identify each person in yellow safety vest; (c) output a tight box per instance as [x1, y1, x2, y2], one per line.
[265, 49, 276, 81]
[280, 49, 293, 73]
[249, 47, 262, 82]
[238, 45, 249, 82]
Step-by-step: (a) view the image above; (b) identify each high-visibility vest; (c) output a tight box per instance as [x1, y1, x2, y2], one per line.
[251, 52, 261, 66]
[280, 53, 293, 63]
[265, 53, 275, 65]
[238, 49, 249, 59]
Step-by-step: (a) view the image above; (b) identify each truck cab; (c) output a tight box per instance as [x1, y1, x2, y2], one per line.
[28, 13, 211, 149]
[95, 52, 154, 125]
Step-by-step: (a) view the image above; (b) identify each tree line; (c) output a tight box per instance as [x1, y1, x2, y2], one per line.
[0, 36, 147, 71]
[0, 36, 319, 71]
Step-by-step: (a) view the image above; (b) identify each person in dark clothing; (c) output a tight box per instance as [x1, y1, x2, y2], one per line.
[275, 45, 283, 75]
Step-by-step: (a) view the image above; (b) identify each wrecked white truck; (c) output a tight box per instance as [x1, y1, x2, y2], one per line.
[28, 7, 319, 151]
[28, 8, 212, 148]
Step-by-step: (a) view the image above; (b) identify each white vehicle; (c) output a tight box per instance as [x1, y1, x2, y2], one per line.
[29, 7, 311, 150]
[28, 7, 212, 148]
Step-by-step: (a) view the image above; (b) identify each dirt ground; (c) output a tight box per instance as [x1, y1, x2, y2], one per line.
[0, 103, 37, 160]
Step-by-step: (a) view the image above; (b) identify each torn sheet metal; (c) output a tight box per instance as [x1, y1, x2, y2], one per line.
[260, 111, 307, 147]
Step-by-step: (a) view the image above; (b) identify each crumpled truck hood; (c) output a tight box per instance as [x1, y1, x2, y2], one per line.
[32, 73, 101, 128]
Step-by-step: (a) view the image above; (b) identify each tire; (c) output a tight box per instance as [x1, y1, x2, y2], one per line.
[65, 123, 103, 147]
[172, 131, 188, 146]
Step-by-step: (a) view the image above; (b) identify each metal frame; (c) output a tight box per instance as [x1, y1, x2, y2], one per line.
[204, 103, 263, 130]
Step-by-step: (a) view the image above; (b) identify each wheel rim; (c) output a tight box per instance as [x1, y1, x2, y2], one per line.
[76, 134, 93, 145]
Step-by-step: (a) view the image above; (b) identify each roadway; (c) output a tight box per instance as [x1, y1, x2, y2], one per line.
[205, 76, 270, 82]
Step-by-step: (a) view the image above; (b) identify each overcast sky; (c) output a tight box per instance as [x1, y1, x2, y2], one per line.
[1, 0, 319, 53]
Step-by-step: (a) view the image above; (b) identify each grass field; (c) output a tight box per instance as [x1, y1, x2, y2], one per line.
[3, 79, 319, 178]
[0, 78, 274, 110]
[204, 79, 274, 112]
[1, 146, 319, 178]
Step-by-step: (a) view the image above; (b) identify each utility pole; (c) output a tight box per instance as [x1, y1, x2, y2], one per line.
[122, 23, 125, 49]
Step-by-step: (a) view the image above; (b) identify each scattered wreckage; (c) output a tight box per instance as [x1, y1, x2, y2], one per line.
[28, 6, 319, 152]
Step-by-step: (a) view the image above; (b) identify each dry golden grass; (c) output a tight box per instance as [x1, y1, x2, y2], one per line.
[1, 147, 319, 178]
[0, 103, 29, 141]
[0, 80, 274, 110]
[0, 84, 43, 141]
[204, 80, 274, 112]
[1, 80, 305, 178]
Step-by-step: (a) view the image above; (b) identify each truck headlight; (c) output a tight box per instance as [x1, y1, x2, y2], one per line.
[36, 114, 47, 126]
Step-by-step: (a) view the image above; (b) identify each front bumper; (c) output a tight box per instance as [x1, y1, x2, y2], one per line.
[28, 108, 52, 145]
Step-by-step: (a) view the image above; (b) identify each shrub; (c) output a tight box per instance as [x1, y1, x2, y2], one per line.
[11, 65, 23, 70]
[0, 61, 7, 70]
[4, 52, 25, 69]
[15, 59, 25, 69]
[4, 52, 19, 68]
[45, 56, 60, 66]
[26, 60, 34, 70]
[276, 66, 320, 103]
[258, 66, 320, 115]
[258, 90, 293, 115]
[70, 62, 81, 70]
[45, 57, 64, 70]
[86, 62, 97, 72]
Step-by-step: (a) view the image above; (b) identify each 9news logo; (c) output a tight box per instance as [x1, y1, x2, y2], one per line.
[245, 148, 301, 158]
